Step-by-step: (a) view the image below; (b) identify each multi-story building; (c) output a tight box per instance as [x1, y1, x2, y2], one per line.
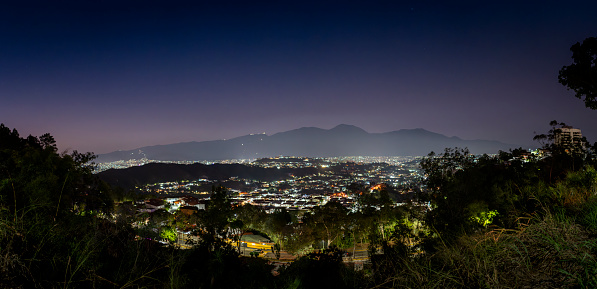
[555, 126, 583, 153]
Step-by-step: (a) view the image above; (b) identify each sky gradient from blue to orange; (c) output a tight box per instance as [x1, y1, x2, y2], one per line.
[1, 1, 596, 154]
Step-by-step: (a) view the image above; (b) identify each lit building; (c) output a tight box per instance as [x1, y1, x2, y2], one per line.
[554, 126, 583, 153]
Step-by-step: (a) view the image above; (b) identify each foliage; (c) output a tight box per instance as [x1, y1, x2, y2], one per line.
[420, 133, 597, 243]
[368, 170, 597, 289]
[581, 196, 597, 232]
[199, 185, 233, 238]
[0, 124, 114, 219]
[533, 120, 592, 173]
[160, 225, 177, 243]
[303, 201, 349, 249]
[0, 124, 284, 288]
[229, 204, 267, 252]
[559, 36, 597, 109]
[469, 206, 499, 227]
[3, 122, 597, 288]
[277, 246, 369, 289]
[420, 148, 510, 239]
[176, 237, 275, 289]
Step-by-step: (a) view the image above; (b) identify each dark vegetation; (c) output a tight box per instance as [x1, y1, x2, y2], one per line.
[558, 36, 597, 110]
[2, 37, 597, 288]
[3, 121, 597, 289]
[98, 162, 325, 190]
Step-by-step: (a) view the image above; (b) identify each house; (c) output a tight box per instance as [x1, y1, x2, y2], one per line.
[180, 205, 199, 216]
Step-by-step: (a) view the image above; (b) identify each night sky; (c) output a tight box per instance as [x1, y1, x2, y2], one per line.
[2, 1, 596, 154]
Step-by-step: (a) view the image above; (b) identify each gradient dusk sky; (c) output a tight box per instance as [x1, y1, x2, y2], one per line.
[1, 1, 596, 154]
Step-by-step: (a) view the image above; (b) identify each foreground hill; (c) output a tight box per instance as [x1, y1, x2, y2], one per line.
[97, 124, 519, 162]
[97, 162, 323, 190]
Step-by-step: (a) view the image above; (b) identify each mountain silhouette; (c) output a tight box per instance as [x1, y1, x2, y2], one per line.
[96, 124, 519, 162]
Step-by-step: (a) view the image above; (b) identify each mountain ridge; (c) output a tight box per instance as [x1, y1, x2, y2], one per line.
[96, 124, 521, 162]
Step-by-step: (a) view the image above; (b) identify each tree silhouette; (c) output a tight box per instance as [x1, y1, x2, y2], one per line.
[558, 36, 597, 109]
[200, 185, 233, 239]
[303, 201, 348, 249]
[230, 204, 266, 253]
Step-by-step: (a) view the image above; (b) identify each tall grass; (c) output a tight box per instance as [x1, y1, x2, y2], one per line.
[370, 171, 597, 289]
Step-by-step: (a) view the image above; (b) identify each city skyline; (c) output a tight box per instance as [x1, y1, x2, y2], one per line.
[2, 1, 597, 154]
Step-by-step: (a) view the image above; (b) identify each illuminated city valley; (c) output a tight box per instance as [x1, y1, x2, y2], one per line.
[97, 156, 423, 212]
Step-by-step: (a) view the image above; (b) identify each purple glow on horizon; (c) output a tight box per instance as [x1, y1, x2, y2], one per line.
[1, 1, 596, 154]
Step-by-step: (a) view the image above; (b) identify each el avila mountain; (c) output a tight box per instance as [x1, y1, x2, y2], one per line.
[97, 124, 519, 162]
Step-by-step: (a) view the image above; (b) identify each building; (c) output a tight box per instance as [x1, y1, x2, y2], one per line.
[555, 126, 583, 153]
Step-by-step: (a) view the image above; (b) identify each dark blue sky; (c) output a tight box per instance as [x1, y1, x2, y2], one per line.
[1, 1, 596, 154]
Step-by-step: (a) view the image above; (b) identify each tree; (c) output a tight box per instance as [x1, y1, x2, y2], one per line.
[355, 184, 402, 252]
[532, 120, 567, 149]
[277, 246, 366, 289]
[420, 148, 513, 239]
[262, 208, 294, 254]
[198, 185, 233, 240]
[230, 204, 266, 253]
[0, 124, 113, 218]
[533, 120, 590, 179]
[303, 201, 348, 249]
[160, 225, 177, 243]
[0, 124, 128, 288]
[558, 36, 597, 109]
[420, 147, 475, 193]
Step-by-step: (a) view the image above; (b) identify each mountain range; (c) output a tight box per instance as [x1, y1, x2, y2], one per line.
[96, 124, 520, 162]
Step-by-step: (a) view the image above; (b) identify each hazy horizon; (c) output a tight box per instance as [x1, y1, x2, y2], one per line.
[94, 124, 526, 155]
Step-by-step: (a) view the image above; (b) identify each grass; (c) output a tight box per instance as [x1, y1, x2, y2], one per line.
[368, 207, 597, 289]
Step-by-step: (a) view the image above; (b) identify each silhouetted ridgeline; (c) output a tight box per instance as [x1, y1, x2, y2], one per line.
[96, 124, 519, 162]
[97, 162, 323, 190]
